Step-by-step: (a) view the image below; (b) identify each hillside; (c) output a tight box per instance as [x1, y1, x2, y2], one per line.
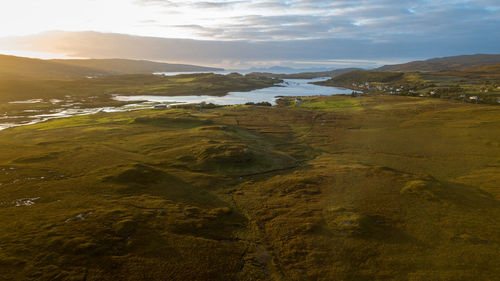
[248, 68, 361, 79]
[318, 70, 405, 84]
[0, 73, 280, 104]
[437, 63, 500, 79]
[0, 96, 498, 280]
[316, 68, 500, 104]
[377, 54, 500, 72]
[0, 55, 223, 80]
[51, 58, 223, 75]
[0, 54, 107, 79]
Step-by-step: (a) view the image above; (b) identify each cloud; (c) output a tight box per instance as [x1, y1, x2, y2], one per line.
[0, 1, 498, 68]
[130, 0, 500, 45]
[135, 0, 245, 9]
[2, 30, 498, 69]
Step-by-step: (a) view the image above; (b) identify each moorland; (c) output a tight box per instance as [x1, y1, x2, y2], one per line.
[0, 54, 499, 280]
[0, 54, 222, 79]
[316, 64, 500, 104]
[0, 54, 279, 127]
[0, 72, 279, 127]
[0, 94, 499, 280]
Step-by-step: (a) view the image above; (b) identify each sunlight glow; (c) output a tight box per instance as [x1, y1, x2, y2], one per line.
[0, 0, 201, 38]
[0, 0, 365, 40]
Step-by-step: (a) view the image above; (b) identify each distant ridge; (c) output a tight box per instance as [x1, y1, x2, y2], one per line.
[437, 63, 500, 79]
[0, 54, 105, 79]
[0, 54, 222, 79]
[248, 68, 361, 79]
[51, 58, 223, 75]
[377, 54, 500, 72]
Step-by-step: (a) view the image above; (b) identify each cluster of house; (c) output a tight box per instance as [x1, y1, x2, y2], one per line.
[347, 81, 499, 104]
[351, 82, 416, 95]
[460, 94, 480, 101]
[480, 85, 500, 93]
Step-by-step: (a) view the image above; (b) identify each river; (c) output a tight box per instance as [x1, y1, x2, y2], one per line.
[0, 77, 352, 131]
[113, 77, 352, 106]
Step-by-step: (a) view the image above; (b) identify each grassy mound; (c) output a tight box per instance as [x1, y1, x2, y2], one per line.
[0, 95, 498, 280]
[189, 143, 296, 174]
[103, 164, 166, 185]
[133, 117, 212, 128]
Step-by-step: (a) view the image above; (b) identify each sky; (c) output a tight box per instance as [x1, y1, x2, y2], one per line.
[0, 0, 499, 69]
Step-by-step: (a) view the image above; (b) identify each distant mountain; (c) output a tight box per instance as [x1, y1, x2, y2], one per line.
[248, 66, 298, 73]
[248, 68, 361, 79]
[317, 70, 405, 88]
[437, 63, 500, 79]
[0, 54, 223, 79]
[0, 54, 106, 79]
[246, 66, 357, 74]
[377, 54, 500, 72]
[51, 58, 223, 75]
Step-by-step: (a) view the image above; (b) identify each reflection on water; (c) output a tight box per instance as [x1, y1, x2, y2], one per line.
[154, 71, 232, 76]
[0, 78, 352, 131]
[8, 99, 44, 104]
[0, 107, 127, 131]
[113, 78, 352, 106]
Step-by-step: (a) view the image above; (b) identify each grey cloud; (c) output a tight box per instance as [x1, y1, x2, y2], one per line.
[136, 0, 244, 9]
[195, 1, 245, 8]
[135, 0, 178, 7]
[1, 1, 498, 68]
[3, 30, 498, 66]
[136, 0, 500, 43]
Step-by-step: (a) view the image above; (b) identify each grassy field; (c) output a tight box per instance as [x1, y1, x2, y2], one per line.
[0, 55, 221, 80]
[0, 73, 280, 126]
[0, 73, 280, 103]
[0, 95, 498, 280]
[317, 69, 500, 104]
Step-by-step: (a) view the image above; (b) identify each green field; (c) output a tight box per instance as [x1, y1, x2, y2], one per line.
[0, 54, 222, 80]
[0, 73, 279, 103]
[317, 68, 500, 104]
[0, 73, 280, 126]
[0, 95, 498, 280]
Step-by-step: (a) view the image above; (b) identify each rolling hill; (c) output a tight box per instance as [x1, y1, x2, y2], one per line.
[50, 58, 223, 75]
[248, 68, 361, 79]
[0, 95, 498, 280]
[437, 63, 500, 79]
[377, 54, 500, 72]
[318, 70, 405, 85]
[0, 54, 106, 79]
[0, 54, 223, 79]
